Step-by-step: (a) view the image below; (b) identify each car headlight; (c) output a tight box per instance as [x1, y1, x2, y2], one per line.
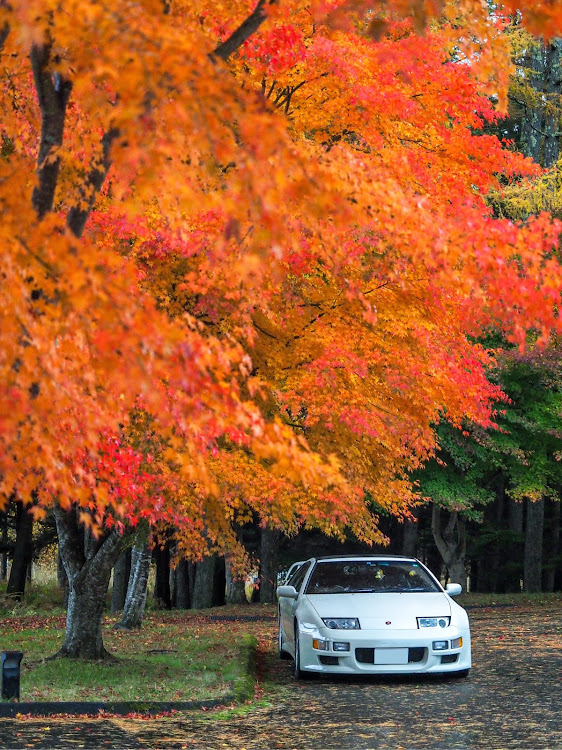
[322, 618, 360, 630]
[417, 617, 451, 629]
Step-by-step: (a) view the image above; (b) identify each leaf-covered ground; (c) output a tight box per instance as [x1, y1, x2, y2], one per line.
[0, 599, 560, 748]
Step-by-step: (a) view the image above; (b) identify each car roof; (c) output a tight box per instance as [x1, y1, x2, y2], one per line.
[308, 554, 419, 562]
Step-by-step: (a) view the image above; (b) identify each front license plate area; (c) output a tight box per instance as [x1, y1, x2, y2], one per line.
[374, 648, 409, 665]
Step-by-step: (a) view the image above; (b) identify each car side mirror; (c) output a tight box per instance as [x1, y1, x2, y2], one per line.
[276, 585, 299, 600]
[445, 583, 462, 597]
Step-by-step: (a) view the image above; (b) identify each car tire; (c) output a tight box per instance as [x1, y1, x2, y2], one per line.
[450, 668, 470, 679]
[278, 617, 291, 660]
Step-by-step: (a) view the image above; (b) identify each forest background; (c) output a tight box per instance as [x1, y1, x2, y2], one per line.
[1, 0, 562, 659]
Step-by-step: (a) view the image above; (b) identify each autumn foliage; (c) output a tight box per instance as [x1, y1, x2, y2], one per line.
[1, 0, 562, 562]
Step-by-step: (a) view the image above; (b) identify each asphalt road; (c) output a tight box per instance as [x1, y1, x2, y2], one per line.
[0, 601, 560, 749]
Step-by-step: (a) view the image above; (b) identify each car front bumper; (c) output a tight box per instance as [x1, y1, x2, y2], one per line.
[298, 623, 472, 675]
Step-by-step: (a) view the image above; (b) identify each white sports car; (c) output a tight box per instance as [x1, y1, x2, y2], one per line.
[277, 555, 471, 679]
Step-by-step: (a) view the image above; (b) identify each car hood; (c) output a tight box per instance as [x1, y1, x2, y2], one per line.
[307, 592, 452, 630]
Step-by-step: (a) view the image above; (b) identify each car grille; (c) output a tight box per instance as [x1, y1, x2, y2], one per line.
[408, 647, 426, 663]
[355, 647, 427, 664]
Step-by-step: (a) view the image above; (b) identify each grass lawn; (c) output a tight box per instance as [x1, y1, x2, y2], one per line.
[0, 591, 272, 703]
[455, 590, 562, 608]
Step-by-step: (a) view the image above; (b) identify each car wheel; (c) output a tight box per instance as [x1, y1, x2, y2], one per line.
[450, 668, 470, 679]
[278, 617, 291, 660]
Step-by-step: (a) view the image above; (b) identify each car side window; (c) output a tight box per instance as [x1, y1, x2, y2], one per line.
[287, 562, 310, 593]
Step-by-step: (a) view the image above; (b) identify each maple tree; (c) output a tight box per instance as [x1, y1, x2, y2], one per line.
[2, 0, 562, 656]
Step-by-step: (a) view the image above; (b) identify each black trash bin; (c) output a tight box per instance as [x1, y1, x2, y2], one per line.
[1, 651, 23, 701]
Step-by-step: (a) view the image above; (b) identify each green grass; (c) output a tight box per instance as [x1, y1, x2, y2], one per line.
[0, 582, 66, 617]
[457, 591, 562, 608]
[0, 607, 262, 704]
[17, 649, 243, 703]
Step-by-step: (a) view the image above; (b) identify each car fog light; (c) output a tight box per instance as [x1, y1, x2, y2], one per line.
[333, 642, 350, 652]
[312, 639, 329, 651]
[451, 637, 463, 649]
[432, 640, 448, 651]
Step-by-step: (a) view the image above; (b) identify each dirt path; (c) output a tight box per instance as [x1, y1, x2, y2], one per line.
[0, 601, 560, 749]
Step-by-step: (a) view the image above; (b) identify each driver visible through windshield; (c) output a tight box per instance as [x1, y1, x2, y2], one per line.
[305, 560, 441, 594]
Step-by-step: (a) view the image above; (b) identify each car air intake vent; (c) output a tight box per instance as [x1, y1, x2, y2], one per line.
[408, 647, 426, 663]
[440, 654, 459, 664]
[319, 655, 339, 665]
[355, 648, 375, 664]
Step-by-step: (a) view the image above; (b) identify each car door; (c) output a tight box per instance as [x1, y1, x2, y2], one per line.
[282, 560, 304, 584]
[279, 561, 311, 650]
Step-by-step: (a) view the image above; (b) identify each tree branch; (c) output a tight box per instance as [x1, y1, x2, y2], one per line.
[87, 527, 129, 580]
[30, 43, 73, 219]
[253, 320, 279, 339]
[431, 504, 451, 564]
[0, 21, 9, 51]
[53, 505, 86, 580]
[213, 0, 274, 62]
[66, 126, 120, 238]
[443, 510, 458, 545]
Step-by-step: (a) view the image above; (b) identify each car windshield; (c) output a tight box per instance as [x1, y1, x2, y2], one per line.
[305, 560, 441, 594]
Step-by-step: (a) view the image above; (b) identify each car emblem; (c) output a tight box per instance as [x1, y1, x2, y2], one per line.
[386, 621, 392, 625]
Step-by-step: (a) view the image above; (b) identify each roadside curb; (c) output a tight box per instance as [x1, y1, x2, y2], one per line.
[0, 697, 233, 718]
[234, 634, 258, 703]
[0, 634, 259, 718]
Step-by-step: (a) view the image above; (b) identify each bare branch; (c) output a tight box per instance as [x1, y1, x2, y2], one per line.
[253, 320, 279, 340]
[66, 127, 120, 238]
[213, 0, 274, 62]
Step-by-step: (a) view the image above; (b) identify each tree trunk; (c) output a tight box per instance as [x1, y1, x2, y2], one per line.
[0, 508, 8, 581]
[488, 482, 505, 592]
[524, 497, 544, 593]
[111, 549, 132, 612]
[544, 499, 560, 592]
[118, 542, 152, 629]
[225, 560, 247, 604]
[543, 40, 562, 168]
[509, 497, 524, 534]
[191, 556, 216, 609]
[153, 543, 172, 609]
[517, 39, 562, 169]
[431, 506, 467, 592]
[212, 556, 226, 606]
[519, 42, 547, 164]
[57, 547, 69, 608]
[502, 497, 525, 592]
[401, 510, 419, 557]
[54, 505, 127, 659]
[258, 527, 281, 603]
[173, 559, 191, 609]
[7, 501, 34, 600]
